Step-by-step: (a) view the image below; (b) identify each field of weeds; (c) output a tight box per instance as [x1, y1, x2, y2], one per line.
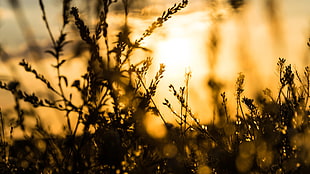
[0, 0, 309, 173]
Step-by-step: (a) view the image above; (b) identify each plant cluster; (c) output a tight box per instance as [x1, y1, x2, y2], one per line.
[0, 0, 309, 173]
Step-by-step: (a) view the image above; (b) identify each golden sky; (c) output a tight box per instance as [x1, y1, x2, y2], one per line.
[0, 0, 309, 129]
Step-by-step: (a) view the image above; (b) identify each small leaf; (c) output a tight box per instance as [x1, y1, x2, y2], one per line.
[52, 60, 66, 68]
[58, 59, 66, 67]
[8, 81, 19, 90]
[44, 99, 51, 105]
[60, 40, 72, 48]
[71, 80, 80, 90]
[60, 75, 68, 87]
[45, 50, 57, 57]
[52, 59, 67, 68]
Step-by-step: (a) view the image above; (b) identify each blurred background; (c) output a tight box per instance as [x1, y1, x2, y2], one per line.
[0, 0, 309, 132]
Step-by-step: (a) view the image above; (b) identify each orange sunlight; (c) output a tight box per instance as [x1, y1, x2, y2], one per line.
[1, 0, 310, 172]
[1, 0, 309, 131]
[156, 37, 192, 71]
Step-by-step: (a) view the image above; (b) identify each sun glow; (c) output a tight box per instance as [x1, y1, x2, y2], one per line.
[153, 35, 207, 82]
[151, 29, 213, 124]
[156, 38, 192, 70]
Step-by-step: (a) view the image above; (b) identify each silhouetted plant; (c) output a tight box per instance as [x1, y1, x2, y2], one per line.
[0, 0, 189, 173]
[0, 0, 309, 173]
[162, 57, 310, 173]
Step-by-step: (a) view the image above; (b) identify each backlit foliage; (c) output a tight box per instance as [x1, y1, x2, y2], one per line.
[0, 0, 309, 173]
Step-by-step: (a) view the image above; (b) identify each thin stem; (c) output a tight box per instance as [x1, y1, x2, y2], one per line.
[136, 73, 167, 125]
[184, 69, 191, 132]
[105, 38, 111, 69]
[39, 0, 56, 46]
[0, 108, 5, 144]
[180, 89, 183, 132]
[40, 0, 71, 132]
[237, 97, 252, 139]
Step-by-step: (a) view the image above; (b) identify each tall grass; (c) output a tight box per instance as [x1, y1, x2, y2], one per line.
[0, 0, 310, 173]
